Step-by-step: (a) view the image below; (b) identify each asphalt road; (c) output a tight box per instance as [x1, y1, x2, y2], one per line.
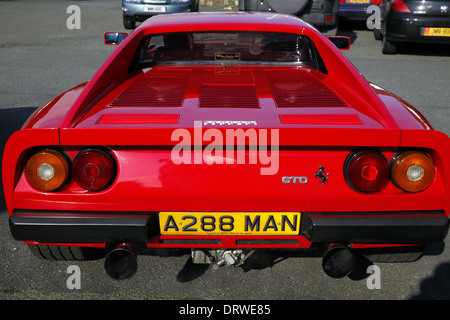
[1, 0, 450, 305]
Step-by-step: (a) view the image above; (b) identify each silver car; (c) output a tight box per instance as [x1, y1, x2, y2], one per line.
[122, 0, 199, 29]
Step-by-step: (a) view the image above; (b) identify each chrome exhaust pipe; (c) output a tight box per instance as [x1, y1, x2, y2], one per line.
[322, 244, 355, 278]
[104, 243, 138, 280]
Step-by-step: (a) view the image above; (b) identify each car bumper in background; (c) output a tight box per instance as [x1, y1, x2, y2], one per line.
[386, 13, 450, 44]
[122, 2, 196, 21]
[339, 4, 373, 21]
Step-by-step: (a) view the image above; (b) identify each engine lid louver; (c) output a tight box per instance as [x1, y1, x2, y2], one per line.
[199, 85, 260, 108]
[266, 70, 347, 108]
[110, 70, 190, 108]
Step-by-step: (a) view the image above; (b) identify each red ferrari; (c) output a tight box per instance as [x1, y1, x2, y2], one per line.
[3, 12, 450, 280]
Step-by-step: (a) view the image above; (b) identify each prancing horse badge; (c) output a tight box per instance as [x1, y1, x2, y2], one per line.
[315, 166, 329, 186]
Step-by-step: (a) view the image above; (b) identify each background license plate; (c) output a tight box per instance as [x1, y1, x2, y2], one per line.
[346, 0, 370, 3]
[144, 5, 166, 12]
[422, 27, 450, 37]
[159, 212, 301, 235]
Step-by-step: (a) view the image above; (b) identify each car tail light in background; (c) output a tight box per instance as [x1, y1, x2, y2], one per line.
[391, 0, 411, 13]
[25, 149, 70, 192]
[391, 151, 435, 193]
[345, 150, 390, 193]
[72, 149, 116, 191]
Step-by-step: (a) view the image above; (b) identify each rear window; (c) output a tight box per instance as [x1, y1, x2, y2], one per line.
[135, 31, 319, 68]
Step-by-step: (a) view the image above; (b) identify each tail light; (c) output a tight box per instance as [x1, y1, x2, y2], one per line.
[25, 149, 70, 192]
[391, 151, 435, 193]
[371, 0, 381, 4]
[72, 149, 116, 191]
[391, 0, 411, 13]
[345, 150, 390, 193]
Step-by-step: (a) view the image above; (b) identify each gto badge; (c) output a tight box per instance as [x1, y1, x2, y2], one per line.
[441, 5, 448, 13]
[315, 166, 329, 186]
[282, 176, 308, 184]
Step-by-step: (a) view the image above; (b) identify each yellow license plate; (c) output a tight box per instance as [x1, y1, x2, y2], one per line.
[346, 0, 370, 3]
[159, 212, 301, 236]
[423, 27, 450, 37]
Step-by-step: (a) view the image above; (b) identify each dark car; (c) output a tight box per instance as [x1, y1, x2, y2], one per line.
[374, 0, 450, 54]
[239, 0, 340, 35]
[122, 0, 199, 29]
[339, 0, 381, 21]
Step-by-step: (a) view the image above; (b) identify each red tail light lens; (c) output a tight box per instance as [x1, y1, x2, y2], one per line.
[371, 0, 381, 4]
[25, 149, 70, 192]
[391, 0, 411, 12]
[345, 151, 390, 193]
[391, 151, 435, 193]
[72, 149, 116, 191]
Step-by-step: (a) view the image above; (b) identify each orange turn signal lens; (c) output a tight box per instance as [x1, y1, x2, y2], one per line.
[391, 151, 435, 193]
[25, 149, 70, 192]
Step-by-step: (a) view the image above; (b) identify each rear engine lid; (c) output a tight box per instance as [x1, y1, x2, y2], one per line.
[74, 66, 387, 130]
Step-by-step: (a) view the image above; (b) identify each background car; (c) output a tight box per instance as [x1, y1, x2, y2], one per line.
[374, 0, 450, 54]
[338, 0, 381, 21]
[122, 0, 199, 29]
[238, 0, 340, 35]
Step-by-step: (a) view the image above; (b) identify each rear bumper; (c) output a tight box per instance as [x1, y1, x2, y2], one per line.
[385, 13, 450, 44]
[9, 210, 155, 243]
[10, 210, 449, 246]
[303, 211, 449, 243]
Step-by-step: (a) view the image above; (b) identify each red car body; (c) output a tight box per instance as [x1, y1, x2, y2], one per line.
[3, 12, 450, 278]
